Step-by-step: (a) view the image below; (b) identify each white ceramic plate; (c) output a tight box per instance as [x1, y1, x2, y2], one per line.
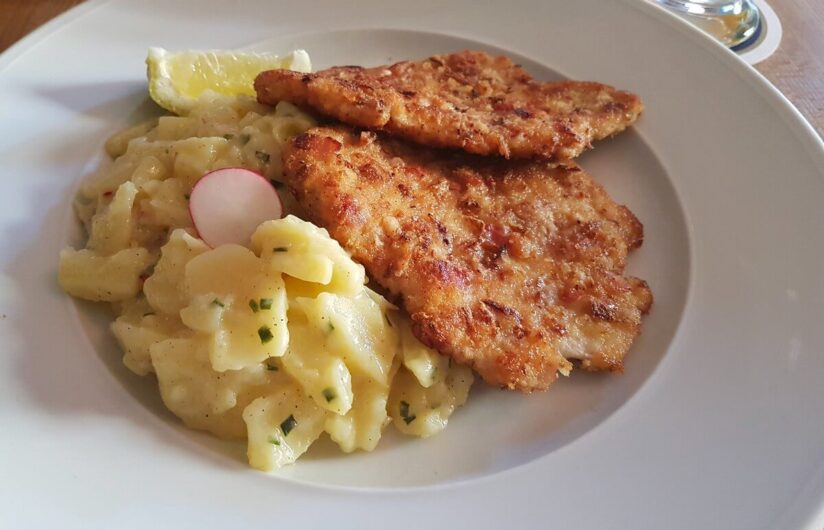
[2, 0, 823, 528]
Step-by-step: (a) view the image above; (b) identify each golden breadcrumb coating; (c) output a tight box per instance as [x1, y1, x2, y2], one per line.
[283, 126, 652, 392]
[256, 50, 642, 160]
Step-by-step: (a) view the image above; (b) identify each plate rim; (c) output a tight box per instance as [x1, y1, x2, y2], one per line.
[2, 0, 824, 528]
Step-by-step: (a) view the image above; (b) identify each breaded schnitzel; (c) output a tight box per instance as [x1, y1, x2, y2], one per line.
[256, 51, 642, 160]
[283, 126, 652, 392]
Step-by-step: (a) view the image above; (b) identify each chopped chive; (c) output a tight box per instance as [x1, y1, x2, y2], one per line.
[322, 388, 336, 402]
[222, 133, 235, 140]
[258, 326, 273, 344]
[255, 150, 270, 163]
[211, 298, 224, 308]
[280, 414, 297, 436]
[328, 322, 335, 332]
[239, 133, 251, 145]
[268, 436, 280, 446]
[272, 246, 288, 252]
[249, 299, 259, 313]
[259, 298, 273, 310]
[399, 401, 416, 425]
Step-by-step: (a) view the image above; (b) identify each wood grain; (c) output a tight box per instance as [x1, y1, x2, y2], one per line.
[0, 0, 86, 53]
[0, 0, 821, 134]
[757, 0, 824, 134]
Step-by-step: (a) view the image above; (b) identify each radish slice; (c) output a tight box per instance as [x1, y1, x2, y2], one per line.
[189, 168, 283, 248]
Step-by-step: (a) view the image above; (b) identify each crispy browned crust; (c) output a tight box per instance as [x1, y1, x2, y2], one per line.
[256, 50, 642, 160]
[283, 126, 652, 392]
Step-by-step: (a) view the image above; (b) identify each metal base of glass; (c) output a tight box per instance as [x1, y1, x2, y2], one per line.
[657, 0, 761, 48]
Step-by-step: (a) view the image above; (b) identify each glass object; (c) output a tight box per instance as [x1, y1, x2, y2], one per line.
[656, 0, 761, 48]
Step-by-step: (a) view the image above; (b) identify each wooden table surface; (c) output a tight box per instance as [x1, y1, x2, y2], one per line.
[1, 0, 822, 134]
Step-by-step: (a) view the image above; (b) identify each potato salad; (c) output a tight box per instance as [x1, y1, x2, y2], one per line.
[58, 95, 472, 470]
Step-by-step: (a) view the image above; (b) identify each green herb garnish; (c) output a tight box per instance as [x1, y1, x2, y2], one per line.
[259, 298, 273, 310]
[328, 322, 335, 332]
[399, 401, 416, 425]
[268, 436, 281, 446]
[211, 298, 224, 308]
[272, 247, 288, 252]
[280, 414, 297, 436]
[258, 326, 273, 344]
[255, 150, 270, 163]
[249, 299, 259, 313]
[322, 388, 336, 402]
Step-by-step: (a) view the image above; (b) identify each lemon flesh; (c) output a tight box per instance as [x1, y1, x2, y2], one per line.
[147, 48, 311, 115]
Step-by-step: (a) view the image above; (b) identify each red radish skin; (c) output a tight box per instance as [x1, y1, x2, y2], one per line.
[189, 167, 283, 248]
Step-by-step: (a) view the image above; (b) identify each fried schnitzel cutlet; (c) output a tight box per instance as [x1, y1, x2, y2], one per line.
[255, 50, 642, 160]
[282, 126, 652, 392]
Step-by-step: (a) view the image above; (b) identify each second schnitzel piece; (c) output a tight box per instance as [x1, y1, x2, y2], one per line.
[256, 50, 642, 160]
[283, 126, 652, 392]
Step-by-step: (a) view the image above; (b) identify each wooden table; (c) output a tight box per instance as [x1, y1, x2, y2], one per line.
[1, 0, 822, 134]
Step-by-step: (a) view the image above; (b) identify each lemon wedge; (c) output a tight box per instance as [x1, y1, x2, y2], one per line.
[146, 48, 311, 115]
